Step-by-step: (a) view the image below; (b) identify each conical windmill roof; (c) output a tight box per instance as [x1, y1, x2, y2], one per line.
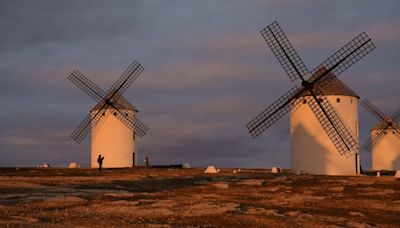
[299, 67, 359, 98]
[91, 91, 138, 112]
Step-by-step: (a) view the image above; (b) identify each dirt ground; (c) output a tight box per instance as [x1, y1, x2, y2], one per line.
[0, 167, 399, 227]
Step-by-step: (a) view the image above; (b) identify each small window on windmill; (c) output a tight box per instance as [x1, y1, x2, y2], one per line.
[114, 112, 117, 116]
[336, 98, 341, 103]
[125, 113, 128, 117]
[303, 99, 307, 104]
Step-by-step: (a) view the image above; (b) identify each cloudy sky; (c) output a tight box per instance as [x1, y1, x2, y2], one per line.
[0, 1, 399, 168]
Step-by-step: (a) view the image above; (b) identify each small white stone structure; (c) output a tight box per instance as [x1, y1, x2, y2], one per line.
[371, 121, 400, 171]
[91, 95, 138, 168]
[68, 163, 80, 168]
[394, 170, 400, 180]
[271, 167, 281, 173]
[291, 69, 360, 175]
[204, 166, 219, 174]
[39, 163, 50, 168]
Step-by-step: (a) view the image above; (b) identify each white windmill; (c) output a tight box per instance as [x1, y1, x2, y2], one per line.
[361, 99, 400, 171]
[68, 61, 149, 168]
[247, 21, 375, 175]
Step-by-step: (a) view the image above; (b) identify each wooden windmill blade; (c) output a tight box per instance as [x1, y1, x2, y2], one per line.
[360, 99, 387, 121]
[133, 117, 149, 137]
[393, 109, 400, 138]
[247, 20, 375, 157]
[309, 32, 375, 87]
[361, 99, 400, 151]
[362, 123, 400, 151]
[361, 99, 400, 135]
[302, 68, 359, 156]
[260, 21, 308, 81]
[68, 60, 148, 143]
[246, 85, 303, 138]
[68, 70, 107, 102]
[68, 70, 112, 143]
[305, 94, 358, 156]
[388, 107, 400, 140]
[392, 127, 400, 142]
[107, 61, 144, 97]
[390, 107, 400, 122]
[71, 108, 108, 143]
[107, 100, 149, 138]
[362, 129, 386, 151]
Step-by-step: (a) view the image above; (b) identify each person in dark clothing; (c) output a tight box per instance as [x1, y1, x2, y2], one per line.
[97, 154, 105, 172]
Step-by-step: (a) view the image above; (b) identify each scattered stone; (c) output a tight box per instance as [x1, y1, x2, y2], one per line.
[376, 171, 380, 177]
[0, 167, 398, 226]
[212, 182, 229, 189]
[182, 163, 191, 168]
[349, 211, 365, 217]
[204, 166, 219, 174]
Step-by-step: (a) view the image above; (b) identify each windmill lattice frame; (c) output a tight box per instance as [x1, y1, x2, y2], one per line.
[247, 21, 375, 156]
[360, 99, 400, 151]
[69, 61, 149, 143]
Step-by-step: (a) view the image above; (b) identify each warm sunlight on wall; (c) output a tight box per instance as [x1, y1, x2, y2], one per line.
[371, 129, 400, 170]
[91, 109, 135, 168]
[290, 95, 359, 175]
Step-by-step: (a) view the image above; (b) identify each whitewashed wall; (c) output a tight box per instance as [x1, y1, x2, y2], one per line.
[290, 95, 359, 175]
[91, 109, 135, 168]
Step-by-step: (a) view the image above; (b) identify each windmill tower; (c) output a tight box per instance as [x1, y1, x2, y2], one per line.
[291, 68, 360, 175]
[361, 99, 400, 170]
[68, 61, 149, 168]
[246, 21, 375, 175]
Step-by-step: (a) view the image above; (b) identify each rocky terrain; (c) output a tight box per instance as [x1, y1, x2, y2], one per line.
[0, 167, 399, 227]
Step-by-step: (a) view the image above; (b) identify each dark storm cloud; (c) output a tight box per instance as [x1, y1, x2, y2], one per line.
[0, 0, 399, 168]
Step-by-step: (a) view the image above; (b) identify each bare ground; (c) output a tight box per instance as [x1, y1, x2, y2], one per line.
[0, 167, 399, 227]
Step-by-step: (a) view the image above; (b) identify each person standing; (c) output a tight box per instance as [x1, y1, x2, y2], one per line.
[97, 154, 105, 172]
